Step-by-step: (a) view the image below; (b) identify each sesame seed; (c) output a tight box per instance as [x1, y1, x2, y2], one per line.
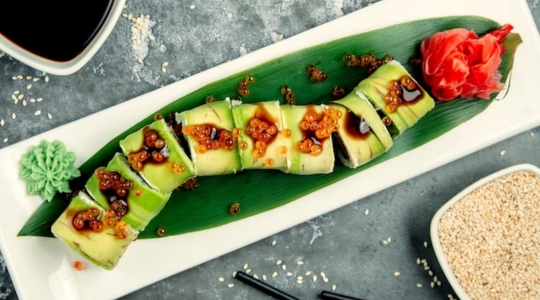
[13, 90, 20, 95]
[424, 241, 428, 248]
[162, 62, 169, 67]
[27, 84, 32, 90]
[32, 78, 39, 82]
[437, 281, 441, 286]
[243, 263, 248, 270]
[305, 271, 311, 276]
[122, 13, 128, 17]
[286, 272, 292, 277]
[11, 113, 16, 119]
[45, 76, 49, 82]
[500, 150, 506, 156]
[253, 274, 258, 279]
[37, 98, 43, 102]
[272, 240, 276, 246]
[34, 110, 41, 116]
[272, 272, 278, 278]
[276, 260, 282, 265]
[3, 138, 7, 143]
[22, 100, 27, 106]
[246, 269, 251, 274]
[313, 275, 317, 282]
[12, 76, 17, 80]
[228, 284, 234, 288]
[18, 94, 23, 100]
[417, 284, 423, 288]
[431, 282, 435, 288]
[365, 209, 369, 215]
[297, 261, 304, 265]
[262, 275, 267, 281]
[26, 76, 32, 80]
[162, 67, 166, 73]
[383, 240, 388, 245]
[388, 237, 392, 242]
[282, 265, 286, 271]
[17, 75, 22, 79]
[190, 4, 196, 9]
[296, 279, 303, 284]
[416, 258, 421, 264]
[30, 99, 36, 103]
[424, 266, 430, 270]
[218, 277, 224, 282]
[11, 94, 17, 102]
[0, 119, 4, 126]
[428, 270, 433, 276]
[321, 272, 326, 278]
[394, 272, 400, 276]
[530, 132, 535, 137]
[48, 112, 53, 120]
[433, 276, 438, 282]
[297, 276, 302, 280]
[332, 285, 336, 291]
[421, 259, 426, 264]
[323, 277, 329, 283]
[448, 295, 453, 300]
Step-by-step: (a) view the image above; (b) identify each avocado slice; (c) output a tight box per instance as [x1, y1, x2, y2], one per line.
[328, 103, 386, 168]
[231, 101, 288, 171]
[332, 91, 393, 151]
[120, 119, 195, 194]
[281, 104, 334, 175]
[51, 192, 137, 271]
[176, 100, 242, 176]
[357, 60, 435, 137]
[85, 153, 170, 231]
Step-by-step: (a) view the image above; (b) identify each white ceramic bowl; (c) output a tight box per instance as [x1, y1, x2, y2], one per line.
[0, 0, 126, 76]
[430, 164, 540, 300]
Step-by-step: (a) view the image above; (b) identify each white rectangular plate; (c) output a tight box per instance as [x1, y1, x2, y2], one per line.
[1, 0, 540, 299]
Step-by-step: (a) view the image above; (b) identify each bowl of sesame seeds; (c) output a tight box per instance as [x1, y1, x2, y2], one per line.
[430, 164, 540, 300]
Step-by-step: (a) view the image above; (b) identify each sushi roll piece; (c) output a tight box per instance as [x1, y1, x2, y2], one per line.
[120, 119, 195, 194]
[281, 104, 338, 175]
[176, 101, 242, 176]
[330, 91, 393, 168]
[51, 192, 137, 271]
[85, 153, 170, 231]
[357, 60, 435, 137]
[231, 100, 289, 171]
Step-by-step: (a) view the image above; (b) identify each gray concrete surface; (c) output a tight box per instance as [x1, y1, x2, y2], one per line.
[1, 0, 539, 299]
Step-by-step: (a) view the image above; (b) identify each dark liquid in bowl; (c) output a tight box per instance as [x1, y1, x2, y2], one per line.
[0, 1, 115, 62]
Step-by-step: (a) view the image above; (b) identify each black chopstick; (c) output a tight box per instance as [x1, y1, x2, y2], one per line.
[234, 271, 301, 300]
[318, 290, 367, 300]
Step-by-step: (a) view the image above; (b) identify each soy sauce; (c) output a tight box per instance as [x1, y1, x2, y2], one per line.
[0, 1, 115, 62]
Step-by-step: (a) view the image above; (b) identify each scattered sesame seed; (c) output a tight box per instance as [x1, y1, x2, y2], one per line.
[27, 84, 32, 90]
[3, 138, 7, 143]
[313, 275, 317, 282]
[297, 276, 303, 280]
[45, 76, 49, 82]
[122, 13, 128, 17]
[421, 259, 426, 264]
[272, 272, 278, 278]
[416, 258, 421, 264]
[17, 75, 22, 79]
[37, 98, 43, 102]
[26, 76, 32, 80]
[323, 277, 329, 283]
[11, 94, 17, 102]
[305, 271, 311, 276]
[388, 237, 392, 242]
[428, 270, 433, 276]
[437, 281, 441, 286]
[530, 132, 535, 137]
[228, 284, 234, 288]
[243, 263, 248, 270]
[282, 265, 286, 271]
[18, 94, 23, 100]
[190, 4, 196, 9]
[417, 284, 423, 288]
[272, 240, 276, 246]
[0, 119, 4, 126]
[365, 209, 369, 215]
[296, 279, 303, 284]
[424, 266, 430, 270]
[431, 282, 435, 288]
[262, 275, 267, 281]
[433, 276, 438, 282]
[218, 277, 224, 282]
[232, 271, 237, 277]
[162, 67, 166, 73]
[30, 99, 36, 103]
[321, 272, 326, 278]
[12, 76, 17, 80]
[253, 274, 258, 279]
[297, 261, 304, 265]
[246, 269, 251, 274]
[162, 62, 169, 67]
[424, 242, 428, 248]
[394, 272, 400, 276]
[13, 90, 20, 95]
[332, 285, 336, 291]
[286, 272, 292, 277]
[276, 260, 282, 265]
[32, 77, 39, 82]
[22, 100, 27, 106]
[35, 110, 41, 116]
[383, 240, 388, 245]
[11, 113, 16, 119]
[500, 150, 506, 156]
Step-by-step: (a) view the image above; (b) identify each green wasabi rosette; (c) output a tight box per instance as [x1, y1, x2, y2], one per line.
[19, 140, 81, 201]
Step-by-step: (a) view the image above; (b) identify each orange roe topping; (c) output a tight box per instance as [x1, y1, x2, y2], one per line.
[264, 158, 275, 167]
[383, 75, 418, 113]
[73, 261, 85, 271]
[245, 117, 279, 158]
[295, 107, 342, 156]
[182, 124, 237, 153]
[127, 128, 168, 171]
[115, 221, 131, 240]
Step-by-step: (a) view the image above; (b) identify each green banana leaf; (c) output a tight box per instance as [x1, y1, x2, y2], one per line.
[18, 16, 522, 239]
